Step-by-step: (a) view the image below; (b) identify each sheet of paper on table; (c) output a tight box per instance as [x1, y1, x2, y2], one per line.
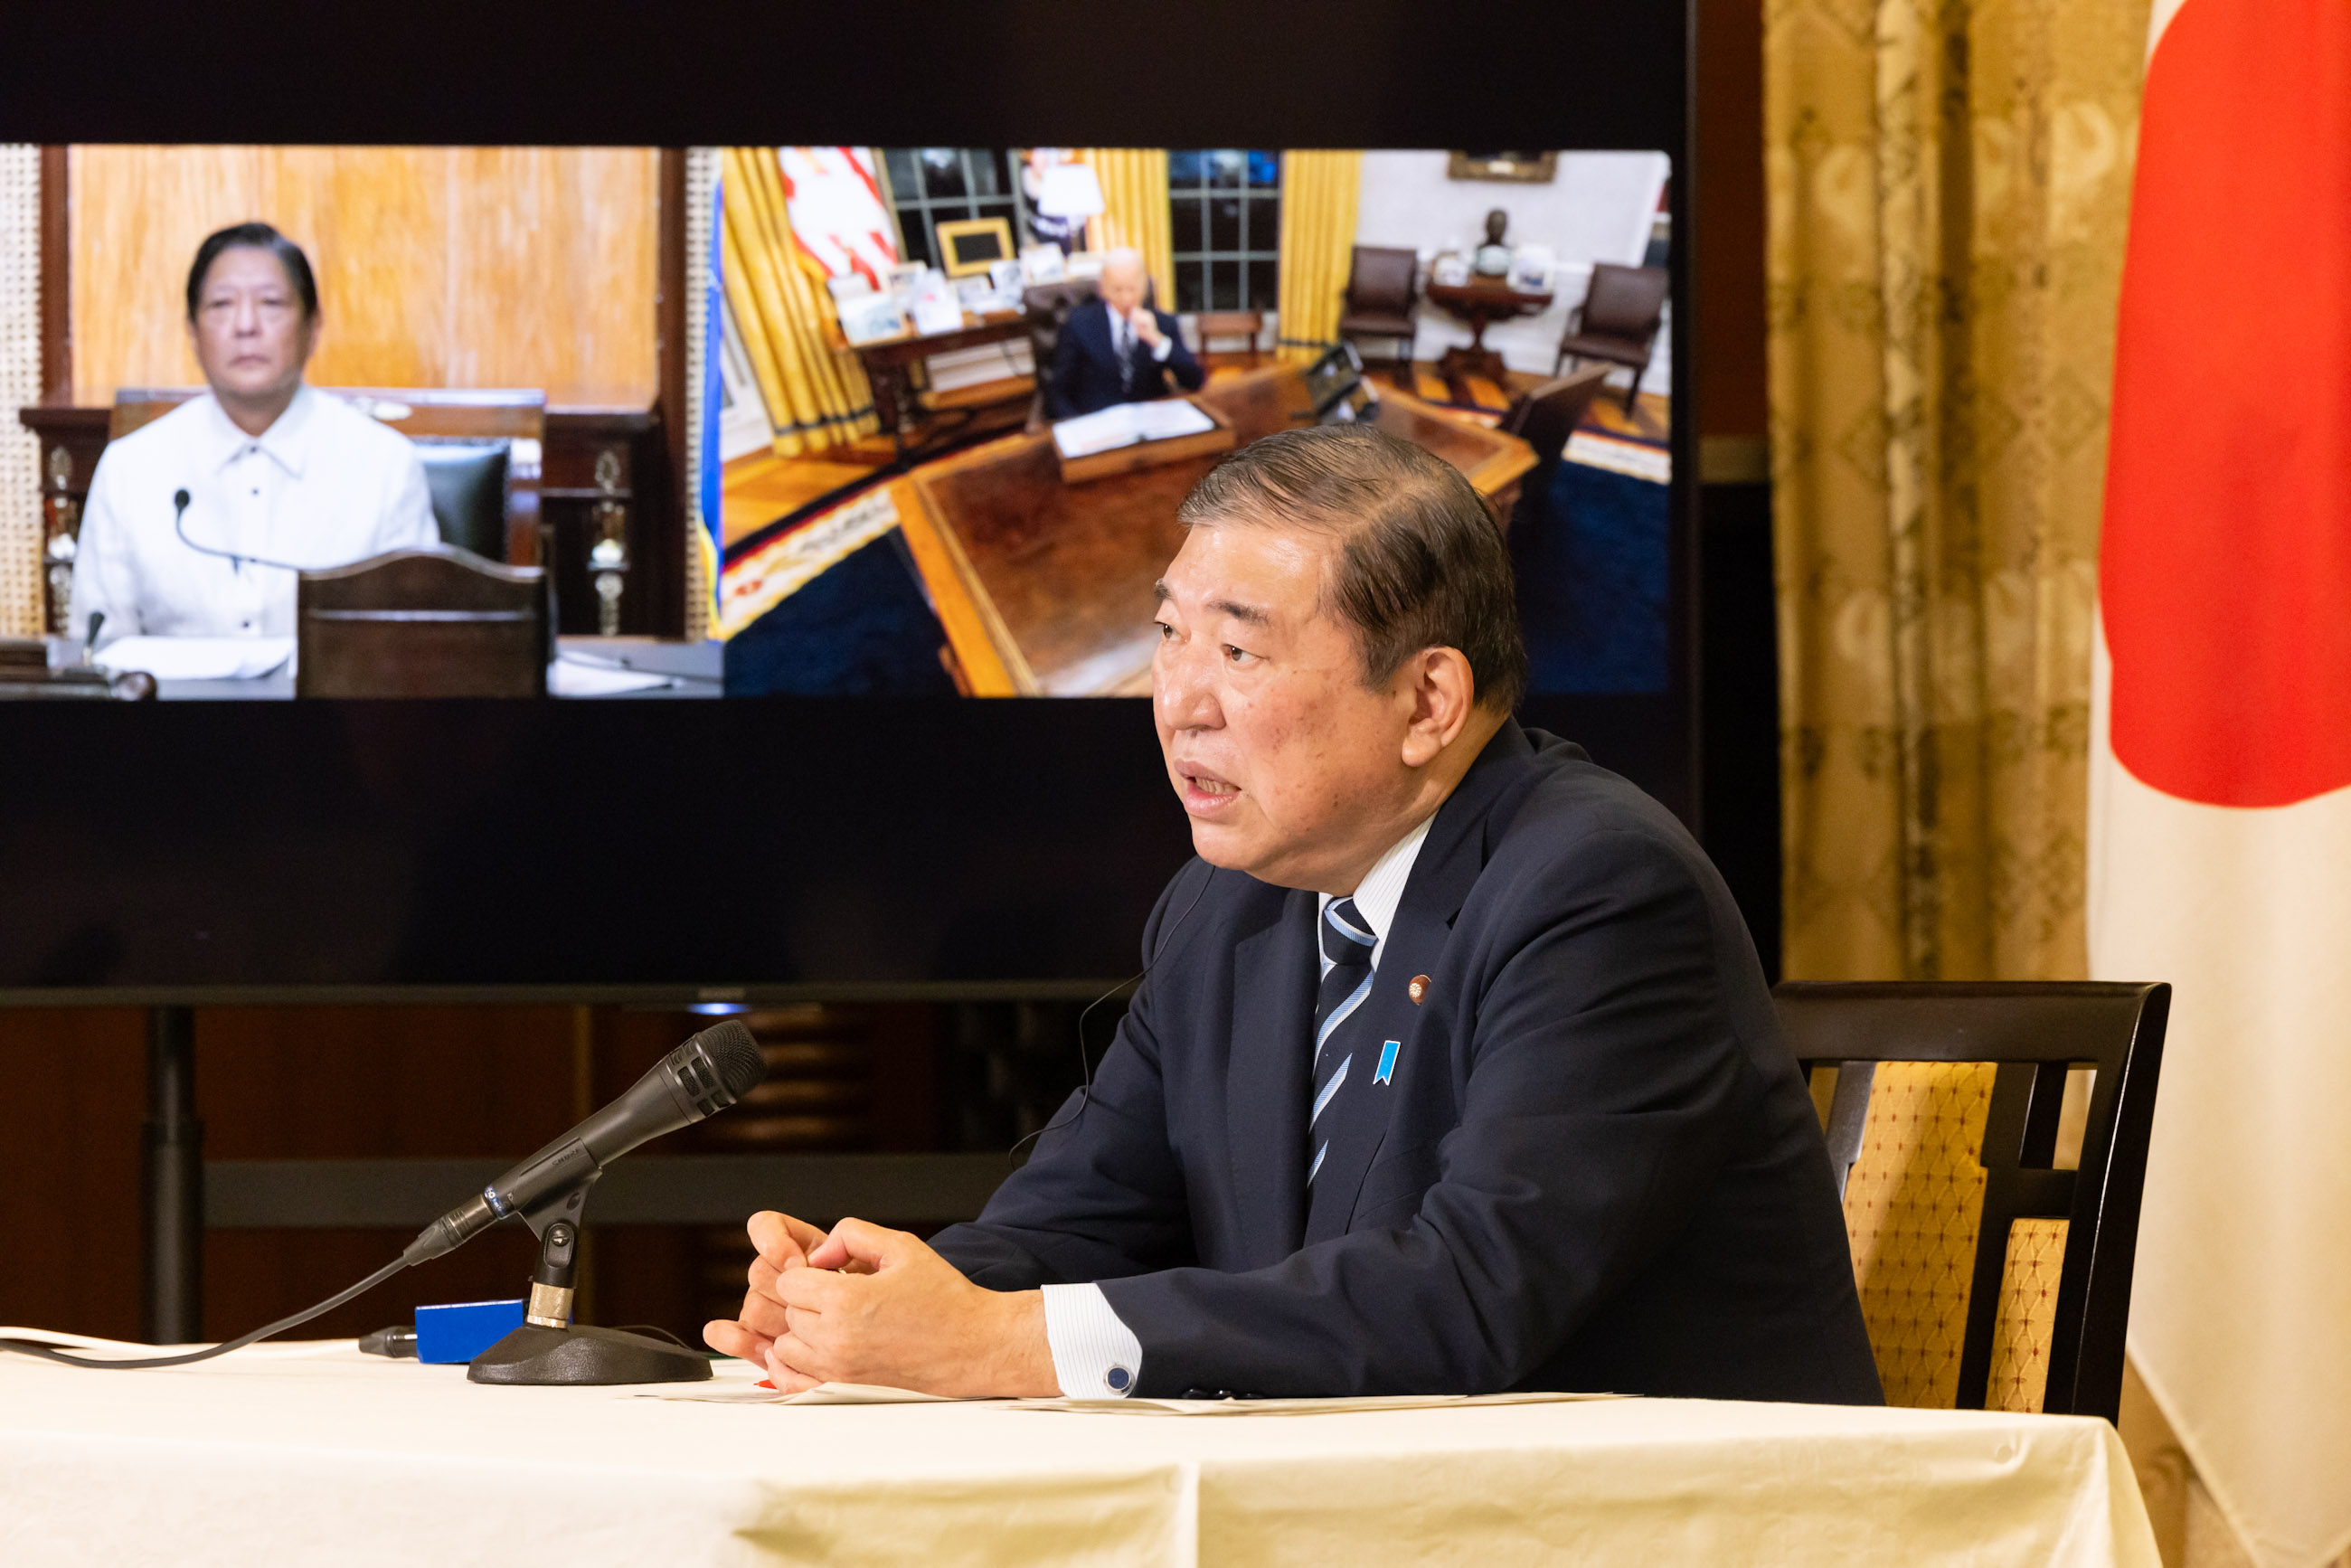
[645, 1379, 979, 1406]
[1051, 399, 1216, 461]
[547, 655, 678, 697]
[99, 636, 294, 681]
[645, 1379, 1625, 1414]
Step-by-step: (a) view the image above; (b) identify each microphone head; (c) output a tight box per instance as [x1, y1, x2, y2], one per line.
[666, 1018, 766, 1119]
[173, 487, 190, 512]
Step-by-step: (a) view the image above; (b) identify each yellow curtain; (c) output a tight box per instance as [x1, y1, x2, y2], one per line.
[1765, 2, 2147, 983]
[1274, 151, 1361, 361]
[1078, 148, 1174, 308]
[719, 146, 875, 458]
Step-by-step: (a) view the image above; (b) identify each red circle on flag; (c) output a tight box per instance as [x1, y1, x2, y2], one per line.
[2102, 0, 2351, 808]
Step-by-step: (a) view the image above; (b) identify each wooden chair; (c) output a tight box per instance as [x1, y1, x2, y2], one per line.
[1337, 245, 1421, 387]
[1193, 309, 1265, 369]
[296, 546, 547, 698]
[1773, 981, 2171, 1423]
[111, 387, 547, 564]
[1553, 264, 1670, 413]
[1497, 364, 1613, 532]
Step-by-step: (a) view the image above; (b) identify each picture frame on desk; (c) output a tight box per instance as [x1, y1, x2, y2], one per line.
[884, 261, 928, 292]
[905, 270, 966, 336]
[1019, 244, 1067, 284]
[1448, 151, 1560, 184]
[934, 217, 1015, 279]
[1063, 250, 1105, 279]
[836, 290, 911, 345]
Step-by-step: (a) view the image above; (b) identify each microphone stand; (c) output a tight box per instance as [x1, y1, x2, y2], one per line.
[467, 1174, 711, 1386]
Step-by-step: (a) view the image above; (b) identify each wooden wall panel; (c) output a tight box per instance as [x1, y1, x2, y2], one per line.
[68, 146, 657, 407]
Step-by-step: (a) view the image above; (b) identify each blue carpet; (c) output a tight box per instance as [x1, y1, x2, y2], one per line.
[722, 532, 958, 697]
[1515, 459, 1670, 695]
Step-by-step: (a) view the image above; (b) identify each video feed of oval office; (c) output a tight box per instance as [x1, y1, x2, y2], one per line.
[18, 146, 1671, 702]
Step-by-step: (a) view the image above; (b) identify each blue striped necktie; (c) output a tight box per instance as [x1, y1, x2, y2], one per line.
[1310, 897, 1376, 1185]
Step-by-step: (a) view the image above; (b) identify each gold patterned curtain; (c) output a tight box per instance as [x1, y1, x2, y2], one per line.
[1274, 150, 1361, 361]
[719, 146, 875, 458]
[1078, 148, 1174, 310]
[1765, 0, 2148, 982]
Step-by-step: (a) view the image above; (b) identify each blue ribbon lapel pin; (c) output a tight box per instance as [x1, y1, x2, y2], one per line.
[1374, 1040, 1401, 1085]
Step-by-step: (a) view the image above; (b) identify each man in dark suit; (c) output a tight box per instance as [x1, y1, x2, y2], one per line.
[704, 424, 1882, 1406]
[1044, 248, 1205, 420]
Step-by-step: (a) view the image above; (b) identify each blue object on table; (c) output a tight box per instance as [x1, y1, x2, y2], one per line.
[414, 1299, 528, 1365]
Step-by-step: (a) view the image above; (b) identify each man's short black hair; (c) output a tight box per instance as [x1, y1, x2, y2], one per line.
[184, 222, 319, 321]
[1176, 421, 1530, 712]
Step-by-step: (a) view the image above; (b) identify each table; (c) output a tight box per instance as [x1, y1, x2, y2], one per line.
[1422, 277, 1556, 396]
[17, 635, 723, 701]
[846, 312, 1034, 459]
[894, 364, 1536, 696]
[0, 1345, 2159, 1566]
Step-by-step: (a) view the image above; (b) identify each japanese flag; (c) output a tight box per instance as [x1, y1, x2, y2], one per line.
[2090, 3, 2351, 1565]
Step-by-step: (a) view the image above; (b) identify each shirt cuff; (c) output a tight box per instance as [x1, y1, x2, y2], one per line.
[1040, 1282, 1142, 1398]
[1150, 334, 1175, 363]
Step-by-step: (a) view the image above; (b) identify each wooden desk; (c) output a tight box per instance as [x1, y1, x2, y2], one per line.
[847, 313, 1033, 459]
[895, 365, 1536, 697]
[1423, 278, 1555, 394]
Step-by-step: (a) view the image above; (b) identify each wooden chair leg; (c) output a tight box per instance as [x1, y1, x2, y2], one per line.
[1621, 373, 1640, 415]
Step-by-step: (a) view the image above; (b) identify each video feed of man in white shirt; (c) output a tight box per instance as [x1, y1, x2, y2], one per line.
[68, 222, 439, 651]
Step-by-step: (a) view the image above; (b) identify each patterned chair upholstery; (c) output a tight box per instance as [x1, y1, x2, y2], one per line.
[1775, 982, 2171, 1422]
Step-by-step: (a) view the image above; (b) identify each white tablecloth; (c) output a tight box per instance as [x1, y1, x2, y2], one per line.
[0, 1345, 2157, 1565]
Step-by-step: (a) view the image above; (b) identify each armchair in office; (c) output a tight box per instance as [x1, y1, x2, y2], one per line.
[1496, 364, 1613, 533]
[1553, 263, 1670, 414]
[1021, 279, 1102, 434]
[1336, 245, 1422, 388]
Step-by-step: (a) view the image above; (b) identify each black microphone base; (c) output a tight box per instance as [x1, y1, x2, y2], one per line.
[466, 1323, 712, 1385]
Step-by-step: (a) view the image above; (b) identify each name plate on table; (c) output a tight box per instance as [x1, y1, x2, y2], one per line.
[1052, 398, 1236, 485]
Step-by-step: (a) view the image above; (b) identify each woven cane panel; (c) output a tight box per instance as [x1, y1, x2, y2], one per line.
[683, 146, 715, 642]
[0, 146, 41, 638]
[1843, 1062, 1997, 1408]
[1986, 1216, 2070, 1413]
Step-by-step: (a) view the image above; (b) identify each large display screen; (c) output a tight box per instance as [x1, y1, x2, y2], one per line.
[0, 5, 1695, 995]
[19, 144, 1672, 711]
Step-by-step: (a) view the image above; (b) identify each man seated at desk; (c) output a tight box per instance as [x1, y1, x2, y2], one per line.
[1044, 248, 1206, 420]
[69, 222, 439, 649]
[707, 425, 1882, 1406]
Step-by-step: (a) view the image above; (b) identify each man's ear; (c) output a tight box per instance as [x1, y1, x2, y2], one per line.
[1399, 647, 1477, 768]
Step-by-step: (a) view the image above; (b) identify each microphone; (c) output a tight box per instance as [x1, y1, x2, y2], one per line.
[402, 1019, 767, 1266]
[171, 485, 309, 574]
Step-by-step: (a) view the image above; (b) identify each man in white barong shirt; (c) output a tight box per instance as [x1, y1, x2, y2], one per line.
[68, 222, 439, 650]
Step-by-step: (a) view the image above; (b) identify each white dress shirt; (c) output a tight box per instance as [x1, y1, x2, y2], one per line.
[1042, 816, 1437, 1399]
[69, 384, 439, 647]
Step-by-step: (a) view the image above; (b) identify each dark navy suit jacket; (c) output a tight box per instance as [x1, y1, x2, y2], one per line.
[931, 722, 1884, 1403]
[1045, 298, 1206, 420]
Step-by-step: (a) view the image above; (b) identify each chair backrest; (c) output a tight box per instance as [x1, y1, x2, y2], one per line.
[413, 439, 511, 560]
[110, 387, 546, 564]
[1576, 264, 1671, 344]
[1502, 364, 1615, 468]
[296, 545, 547, 698]
[1345, 245, 1420, 314]
[1023, 279, 1101, 420]
[1772, 981, 2169, 1423]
